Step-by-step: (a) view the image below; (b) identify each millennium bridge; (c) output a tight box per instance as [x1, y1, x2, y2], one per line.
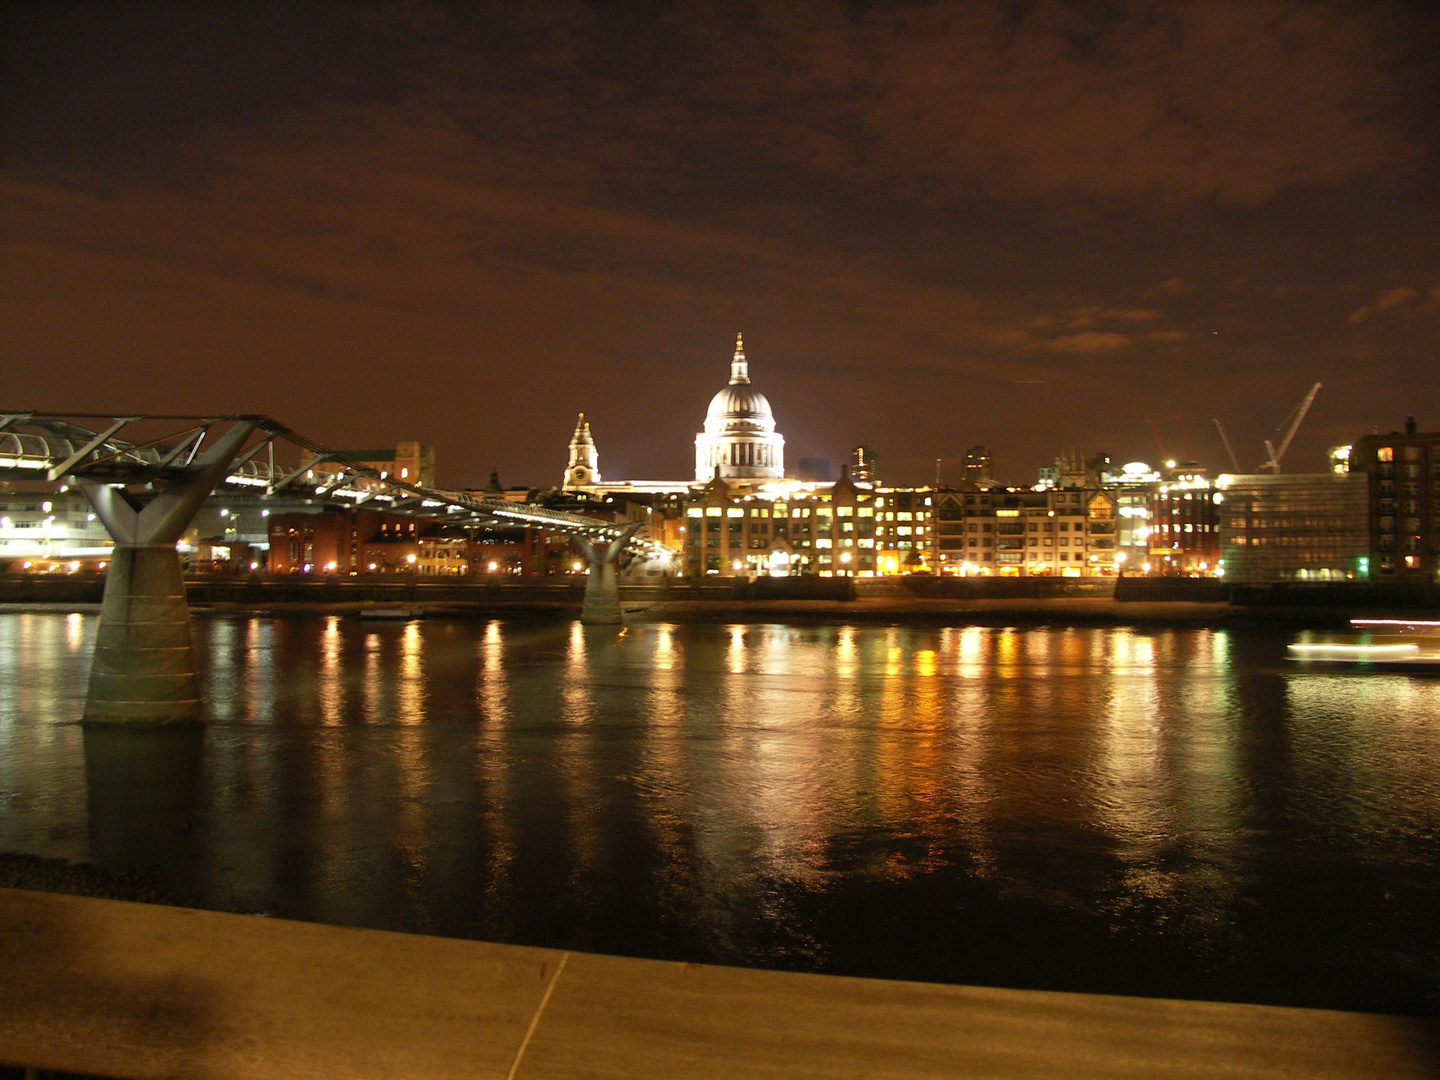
[0, 411, 651, 723]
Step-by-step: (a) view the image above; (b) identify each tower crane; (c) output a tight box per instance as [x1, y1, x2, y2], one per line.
[1261, 382, 1322, 473]
[1213, 419, 1242, 472]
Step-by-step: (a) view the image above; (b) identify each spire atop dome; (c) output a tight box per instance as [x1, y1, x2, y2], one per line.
[730, 333, 749, 385]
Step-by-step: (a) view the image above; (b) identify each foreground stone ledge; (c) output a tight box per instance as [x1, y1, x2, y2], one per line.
[0, 887, 1435, 1079]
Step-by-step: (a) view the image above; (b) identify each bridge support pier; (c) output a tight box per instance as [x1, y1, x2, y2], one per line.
[576, 522, 643, 625]
[80, 422, 256, 725]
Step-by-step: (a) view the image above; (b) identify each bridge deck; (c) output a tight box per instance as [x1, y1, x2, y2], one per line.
[1, 887, 1434, 1079]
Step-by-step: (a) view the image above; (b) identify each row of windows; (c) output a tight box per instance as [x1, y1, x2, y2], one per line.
[687, 505, 928, 520]
[1375, 445, 1432, 463]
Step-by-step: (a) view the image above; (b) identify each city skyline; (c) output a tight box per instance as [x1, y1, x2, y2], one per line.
[3, 2, 1437, 488]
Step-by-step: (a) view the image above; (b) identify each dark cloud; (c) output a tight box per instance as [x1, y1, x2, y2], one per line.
[2, 1, 1438, 485]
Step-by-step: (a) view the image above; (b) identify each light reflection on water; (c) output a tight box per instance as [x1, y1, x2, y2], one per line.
[0, 612, 1438, 1015]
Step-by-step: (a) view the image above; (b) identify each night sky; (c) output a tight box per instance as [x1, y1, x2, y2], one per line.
[3, 2, 1437, 488]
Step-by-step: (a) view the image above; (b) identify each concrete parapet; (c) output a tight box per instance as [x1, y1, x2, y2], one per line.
[1, 887, 1435, 1079]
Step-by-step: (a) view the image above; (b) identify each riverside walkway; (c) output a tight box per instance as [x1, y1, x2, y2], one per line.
[1, 888, 1434, 1079]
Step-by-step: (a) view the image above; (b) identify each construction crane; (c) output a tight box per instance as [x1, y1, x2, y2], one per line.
[1174, 408, 1196, 463]
[1261, 382, 1322, 473]
[1213, 419, 1242, 472]
[1146, 412, 1167, 462]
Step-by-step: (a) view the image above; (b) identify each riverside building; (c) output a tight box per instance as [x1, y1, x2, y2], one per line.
[1215, 472, 1370, 583]
[931, 486, 1118, 577]
[1351, 417, 1439, 582]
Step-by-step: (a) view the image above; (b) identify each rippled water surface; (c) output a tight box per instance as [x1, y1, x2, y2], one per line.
[2, 612, 1437, 1015]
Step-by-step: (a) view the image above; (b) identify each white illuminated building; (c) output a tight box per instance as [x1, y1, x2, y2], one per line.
[693, 334, 785, 482]
[562, 334, 790, 495]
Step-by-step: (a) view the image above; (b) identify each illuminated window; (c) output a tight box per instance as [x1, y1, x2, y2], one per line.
[687, 508, 703, 517]
[1377, 448, 1393, 462]
[837, 506, 853, 517]
[706, 507, 722, 517]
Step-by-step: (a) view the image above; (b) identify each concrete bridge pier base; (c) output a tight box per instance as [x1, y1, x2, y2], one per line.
[576, 522, 643, 625]
[86, 545, 202, 724]
[79, 421, 256, 726]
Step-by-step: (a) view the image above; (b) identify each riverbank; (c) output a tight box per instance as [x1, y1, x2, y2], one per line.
[0, 852, 204, 910]
[0, 595, 1397, 628]
[0, 596, 1371, 628]
[627, 597, 1340, 627]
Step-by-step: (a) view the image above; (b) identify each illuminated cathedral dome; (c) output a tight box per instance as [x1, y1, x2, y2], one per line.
[706, 379, 776, 431]
[695, 334, 785, 481]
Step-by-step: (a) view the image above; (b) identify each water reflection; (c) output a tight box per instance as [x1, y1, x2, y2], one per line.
[1, 613, 1438, 1015]
[83, 725, 204, 873]
[398, 622, 425, 724]
[318, 616, 342, 726]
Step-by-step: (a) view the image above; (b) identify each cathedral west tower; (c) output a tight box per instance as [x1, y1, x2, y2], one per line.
[563, 413, 600, 489]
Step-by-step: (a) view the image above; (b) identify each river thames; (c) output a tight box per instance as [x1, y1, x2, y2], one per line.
[1, 611, 1437, 1017]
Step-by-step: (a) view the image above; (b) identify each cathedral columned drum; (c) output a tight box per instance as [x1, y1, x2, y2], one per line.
[694, 334, 786, 482]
